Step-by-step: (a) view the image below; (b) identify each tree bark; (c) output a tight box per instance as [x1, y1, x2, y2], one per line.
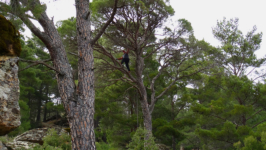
[1, 0, 117, 148]
[172, 136, 176, 150]
[72, 0, 96, 149]
[14, 0, 95, 149]
[135, 56, 153, 139]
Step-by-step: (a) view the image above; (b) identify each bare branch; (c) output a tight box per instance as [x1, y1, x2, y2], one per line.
[209, 114, 227, 121]
[19, 59, 51, 72]
[68, 52, 79, 57]
[91, 0, 119, 45]
[252, 73, 266, 81]
[247, 109, 264, 121]
[19, 58, 64, 75]
[252, 119, 266, 129]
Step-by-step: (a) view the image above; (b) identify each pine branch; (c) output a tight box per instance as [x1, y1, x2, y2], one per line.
[247, 109, 264, 121]
[91, 0, 119, 45]
[252, 119, 266, 129]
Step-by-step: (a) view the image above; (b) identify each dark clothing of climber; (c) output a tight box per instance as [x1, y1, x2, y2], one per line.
[117, 49, 130, 72]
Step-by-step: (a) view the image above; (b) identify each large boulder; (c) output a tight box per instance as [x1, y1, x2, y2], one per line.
[5, 127, 67, 150]
[0, 15, 21, 136]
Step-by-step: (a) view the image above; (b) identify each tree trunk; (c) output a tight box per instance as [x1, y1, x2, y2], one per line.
[2, 0, 118, 148]
[36, 84, 43, 123]
[14, 0, 96, 149]
[136, 56, 152, 139]
[43, 86, 49, 122]
[74, 0, 96, 149]
[172, 136, 176, 150]
[43, 100, 47, 122]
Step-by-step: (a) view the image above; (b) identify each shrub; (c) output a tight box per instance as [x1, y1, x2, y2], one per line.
[32, 128, 71, 150]
[127, 127, 158, 150]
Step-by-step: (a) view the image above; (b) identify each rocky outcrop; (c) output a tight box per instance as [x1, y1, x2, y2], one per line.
[0, 15, 21, 136]
[0, 15, 21, 57]
[0, 57, 20, 136]
[157, 143, 171, 150]
[0, 141, 8, 150]
[6, 127, 67, 150]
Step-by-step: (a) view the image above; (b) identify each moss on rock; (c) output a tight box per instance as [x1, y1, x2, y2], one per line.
[0, 15, 21, 57]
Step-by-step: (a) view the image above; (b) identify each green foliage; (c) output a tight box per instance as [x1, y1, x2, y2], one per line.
[127, 127, 158, 150]
[188, 18, 266, 150]
[0, 136, 14, 144]
[234, 123, 266, 150]
[32, 129, 71, 150]
[96, 142, 117, 150]
[213, 18, 264, 75]
[31, 3, 47, 19]
[17, 35, 60, 129]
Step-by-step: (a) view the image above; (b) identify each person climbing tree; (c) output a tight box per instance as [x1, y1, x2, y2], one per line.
[117, 49, 130, 72]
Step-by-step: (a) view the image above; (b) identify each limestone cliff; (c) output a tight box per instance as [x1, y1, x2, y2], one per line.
[0, 15, 21, 135]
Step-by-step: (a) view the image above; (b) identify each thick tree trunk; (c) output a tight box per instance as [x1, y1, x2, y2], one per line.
[139, 95, 152, 138]
[3, 0, 118, 148]
[136, 56, 152, 139]
[74, 0, 96, 149]
[15, 0, 96, 149]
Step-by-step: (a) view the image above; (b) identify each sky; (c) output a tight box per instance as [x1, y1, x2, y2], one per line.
[170, 0, 266, 58]
[34, 0, 266, 58]
[4, 0, 265, 58]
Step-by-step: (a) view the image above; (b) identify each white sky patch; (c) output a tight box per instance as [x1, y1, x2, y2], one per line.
[5, 0, 264, 60]
[2, 0, 266, 80]
[170, 0, 266, 58]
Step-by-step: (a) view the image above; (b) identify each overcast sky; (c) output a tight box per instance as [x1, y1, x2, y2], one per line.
[22, 0, 266, 58]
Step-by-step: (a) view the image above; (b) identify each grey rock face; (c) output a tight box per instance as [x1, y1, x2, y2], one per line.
[0, 141, 8, 150]
[0, 56, 21, 135]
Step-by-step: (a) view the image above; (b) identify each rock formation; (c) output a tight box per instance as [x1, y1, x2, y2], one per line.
[0, 141, 8, 150]
[0, 15, 21, 57]
[5, 127, 67, 150]
[0, 57, 21, 136]
[0, 15, 21, 135]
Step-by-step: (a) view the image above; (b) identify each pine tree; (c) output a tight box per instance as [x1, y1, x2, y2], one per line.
[0, 0, 119, 149]
[190, 18, 266, 150]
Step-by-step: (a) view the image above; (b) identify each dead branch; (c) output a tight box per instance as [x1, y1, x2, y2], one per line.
[19, 58, 64, 75]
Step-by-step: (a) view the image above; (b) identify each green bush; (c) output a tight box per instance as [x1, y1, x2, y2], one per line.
[31, 128, 71, 150]
[96, 142, 113, 150]
[127, 127, 158, 150]
[0, 136, 14, 144]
